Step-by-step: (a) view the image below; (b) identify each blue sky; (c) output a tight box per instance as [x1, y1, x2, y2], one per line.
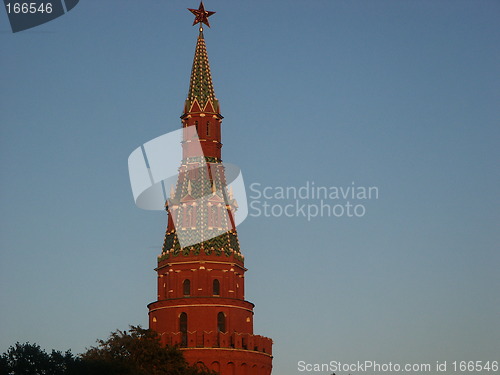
[1, 1, 499, 374]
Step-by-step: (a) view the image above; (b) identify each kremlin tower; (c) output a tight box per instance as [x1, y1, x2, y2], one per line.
[147, 3, 273, 374]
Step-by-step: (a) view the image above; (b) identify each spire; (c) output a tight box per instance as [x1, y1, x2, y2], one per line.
[184, 2, 219, 114]
[185, 31, 219, 114]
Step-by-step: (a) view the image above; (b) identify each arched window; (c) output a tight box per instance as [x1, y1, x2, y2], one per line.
[184, 205, 196, 227]
[183, 279, 191, 296]
[190, 121, 198, 138]
[180, 312, 187, 347]
[210, 362, 220, 372]
[211, 206, 218, 228]
[206, 121, 210, 136]
[217, 312, 226, 333]
[213, 279, 220, 296]
[183, 205, 192, 228]
[192, 206, 197, 227]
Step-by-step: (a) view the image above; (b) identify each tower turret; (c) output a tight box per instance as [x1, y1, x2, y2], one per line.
[147, 3, 273, 374]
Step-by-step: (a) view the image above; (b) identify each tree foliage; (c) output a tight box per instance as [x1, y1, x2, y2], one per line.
[0, 342, 81, 375]
[82, 325, 217, 375]
[1, 326, 217, 375]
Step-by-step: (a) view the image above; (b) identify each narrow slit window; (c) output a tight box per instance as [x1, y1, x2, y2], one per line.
[183, 279, 191, 296]
[217, 312, 226, 333]
[180, 312, 188, 347]
[213, 279, 220, 296]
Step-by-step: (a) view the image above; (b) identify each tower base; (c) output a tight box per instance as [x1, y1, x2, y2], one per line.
[183, 347, 272, 375]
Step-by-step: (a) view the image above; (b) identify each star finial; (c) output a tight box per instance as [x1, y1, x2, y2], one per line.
[188, 1, 215, 30]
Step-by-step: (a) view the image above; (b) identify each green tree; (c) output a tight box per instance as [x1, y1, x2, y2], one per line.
[81, 326, 217, 375]
[0, 342, 82, 375]
[0, 326, 216, 375]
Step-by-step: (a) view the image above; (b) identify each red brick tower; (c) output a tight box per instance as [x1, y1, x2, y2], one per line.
[147, 3, 273, 374]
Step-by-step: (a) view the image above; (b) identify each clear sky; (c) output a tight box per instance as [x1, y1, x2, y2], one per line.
[1, 1, 499, 374]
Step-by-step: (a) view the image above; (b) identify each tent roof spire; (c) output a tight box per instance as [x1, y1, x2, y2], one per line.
[184, 2, 219, 114]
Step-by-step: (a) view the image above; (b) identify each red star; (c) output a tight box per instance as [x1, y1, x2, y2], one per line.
[188, 2, 216, 28]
